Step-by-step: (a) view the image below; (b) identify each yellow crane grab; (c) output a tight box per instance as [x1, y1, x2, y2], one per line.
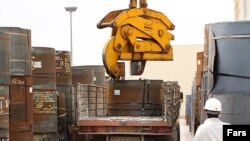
[98, 0, 175, 79]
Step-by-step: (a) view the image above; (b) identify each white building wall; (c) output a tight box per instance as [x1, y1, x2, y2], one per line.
[234, 0, 250, 20]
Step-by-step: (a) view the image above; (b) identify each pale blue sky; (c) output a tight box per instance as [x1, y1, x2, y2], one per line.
[0, 0, 234, 65]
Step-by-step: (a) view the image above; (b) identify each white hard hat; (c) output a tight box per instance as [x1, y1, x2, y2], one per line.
[204, 98, 222, 112]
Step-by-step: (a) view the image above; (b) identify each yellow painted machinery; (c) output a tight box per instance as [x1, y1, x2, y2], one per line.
[98, 0, 175, 79]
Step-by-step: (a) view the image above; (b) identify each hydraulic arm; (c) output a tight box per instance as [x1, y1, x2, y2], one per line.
[98, 0, 174, 79]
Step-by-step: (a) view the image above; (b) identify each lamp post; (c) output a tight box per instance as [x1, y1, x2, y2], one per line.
[65, 6, 77, 66]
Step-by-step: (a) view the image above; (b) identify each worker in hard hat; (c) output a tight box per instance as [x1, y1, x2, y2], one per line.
[193, 98, 229, 141]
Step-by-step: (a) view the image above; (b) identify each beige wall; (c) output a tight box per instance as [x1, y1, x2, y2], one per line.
[125, 44, 203, 117]
[234, 0, 250, 20]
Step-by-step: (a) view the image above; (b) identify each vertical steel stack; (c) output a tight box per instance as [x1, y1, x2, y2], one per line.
[55, 50, 72, 141]
[196, 52, 203, 129]
[191, 51, 205, 134]
[0, 32, 10, 140]
[200, 25, 209, 124]
[0, 27, 33, 141]
[206, 22, 250, 124]
[191, 80, 197, 135]
[185, 95, 191, 125]
[32, 47, 58, 141]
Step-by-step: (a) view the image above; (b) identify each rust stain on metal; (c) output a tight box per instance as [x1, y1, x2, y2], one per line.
[32, 47, 56, 75]
[9, 76, 33, 132]
[56, 51, 71, 75]
[56, 51, 72, 86]
[9, 131, 33, 141]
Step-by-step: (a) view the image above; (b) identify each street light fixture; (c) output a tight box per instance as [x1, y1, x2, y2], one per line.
[65, 6, 77, 66]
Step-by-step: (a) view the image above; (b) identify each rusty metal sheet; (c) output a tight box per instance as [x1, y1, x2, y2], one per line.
[33, 90, 57, 133]
[106, 80, 162, 116]
[0, 27, 32, 76]
[55, 51, 71, 83]
[72, 66, 106, 86]
[196, 52, 204, 74]
[78, 66, 105, 86]
[55, 50, 71, 75]
[32, 47, 56, 75]
[57, 92, 67, 140]
[9, 131, 32, 141]
[56, 86, 72, 126]
[0, 32, 10, 85]
[72, 66, 94, 85]
[56, 85, 74, 140]
[56, 75, 71, 86]
[33, 76, 56, 90]
[9, 76, 32, 132]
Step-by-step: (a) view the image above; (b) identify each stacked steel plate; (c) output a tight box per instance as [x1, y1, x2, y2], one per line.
[32, 47, 58, 141]
[56, 50, 71, 141]
[0, 27, 33, 141]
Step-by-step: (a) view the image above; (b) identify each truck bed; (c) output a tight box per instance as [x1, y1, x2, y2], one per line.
[74, 116, 173, 135]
